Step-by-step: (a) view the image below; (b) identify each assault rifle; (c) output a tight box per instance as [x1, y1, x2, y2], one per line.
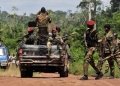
[102, 52, 120, 61]
[16, 34, 29, 43]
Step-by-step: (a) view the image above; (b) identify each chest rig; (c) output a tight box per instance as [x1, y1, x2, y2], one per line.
[86, 29, 98, 47]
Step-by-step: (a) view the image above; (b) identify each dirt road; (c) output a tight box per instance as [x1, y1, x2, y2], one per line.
[0, 73, 120, 86]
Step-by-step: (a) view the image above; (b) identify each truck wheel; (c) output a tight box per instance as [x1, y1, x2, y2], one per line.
[21, 70, 27, 78]
[27, 70, 33, 77]
[60, 66, 68, 77]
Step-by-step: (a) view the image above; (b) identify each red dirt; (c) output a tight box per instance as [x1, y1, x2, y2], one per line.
[0, 73, 120, 86]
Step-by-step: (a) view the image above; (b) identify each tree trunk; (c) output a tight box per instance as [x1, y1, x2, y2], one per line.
[94, 0, 97, 30]
[88, 0, 91, 20]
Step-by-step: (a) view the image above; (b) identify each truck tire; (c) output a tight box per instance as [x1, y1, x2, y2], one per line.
[21, 70, 27, 78]
[60, 66, 68, 77]
[20, 67, 33, 78]
[27, 69, 33, 77]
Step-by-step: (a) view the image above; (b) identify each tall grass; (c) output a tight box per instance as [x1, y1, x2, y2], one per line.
[0, 64, 20, 77]
[0, 64, 41, 77]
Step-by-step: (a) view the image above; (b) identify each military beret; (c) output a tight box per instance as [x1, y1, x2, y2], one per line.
[86, 20, 95, 25]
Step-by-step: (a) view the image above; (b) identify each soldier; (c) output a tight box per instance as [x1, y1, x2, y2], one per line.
[35, 7, 51, 26]
[97, 24, 115, 79]
[34, 7, 52, 45]
[16, 27, 35, 60]
[47, 28, 63, 55]
[113, 33, 120, 69]
[80, 20, 103, 80]
[103, 32, 120, 76]
[62, 33, 75, 61]
[17, 27, 35, 45]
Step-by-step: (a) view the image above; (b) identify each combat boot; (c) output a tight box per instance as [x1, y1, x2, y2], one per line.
[109, 76, 114, 79]
[95, 72, 103, 80]
[80, 75, 88, 80]
[109, 73, 114, 79]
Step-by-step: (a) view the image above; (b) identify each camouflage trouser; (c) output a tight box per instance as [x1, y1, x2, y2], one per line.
[107, 55, 114, 76]
[47, 41, 63, 55]
[97, 52, 120, 75]
[65, 44, 70, 56]
[83, 47, 100, 76]
[97, 53, 114, 76]
[47, 41, 51, 50]
[96, 56, 104, 72]
[96, 56, 110, 74]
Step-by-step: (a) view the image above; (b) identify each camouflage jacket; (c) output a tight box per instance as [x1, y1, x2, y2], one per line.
[102, 30, 115, 54]
[114, 38, 120, 52]
[36, 13, 51, 27]
[48, 33, 63, 45]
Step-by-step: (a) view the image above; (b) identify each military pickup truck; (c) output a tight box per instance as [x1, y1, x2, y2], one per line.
[17, 21, 69, 78]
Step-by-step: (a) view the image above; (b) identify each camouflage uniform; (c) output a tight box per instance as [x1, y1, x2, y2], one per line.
[80, 20, 103, 80]
[17, 29, 35, 45]
[104, 33, 120, 74]
[97, 24, 115, 79]
[16, 28, 35, 59]
[34, 9, 51, 45]
[47, 31, 63, 55]
[62, 34, 75, 61]
[83, 29, 101, 76]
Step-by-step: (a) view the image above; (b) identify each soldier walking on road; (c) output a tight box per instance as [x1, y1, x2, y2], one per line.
[102, 32, 120, 77]
[97, 24, 115, 79]
[80, 20, 103, 80]
[112, 33, 120, 69]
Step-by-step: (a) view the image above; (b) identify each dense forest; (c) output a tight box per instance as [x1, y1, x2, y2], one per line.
[0, 0, 120, 75]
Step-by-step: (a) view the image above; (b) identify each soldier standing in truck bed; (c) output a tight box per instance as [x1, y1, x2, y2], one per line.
[34, 7, 51, 45]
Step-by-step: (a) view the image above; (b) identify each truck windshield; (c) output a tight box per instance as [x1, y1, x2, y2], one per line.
[0, 48, 5, 56]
